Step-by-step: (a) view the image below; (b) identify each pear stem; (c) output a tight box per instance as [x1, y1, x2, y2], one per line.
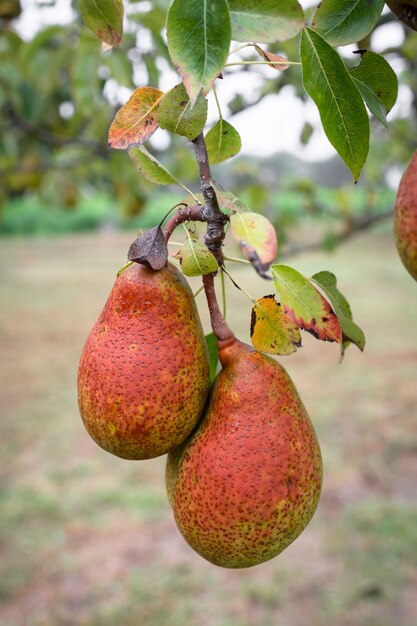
[203, 273, 235, 345]
[163, 204, 204, 241]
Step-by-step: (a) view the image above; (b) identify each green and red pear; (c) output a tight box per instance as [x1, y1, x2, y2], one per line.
[394, 150, 417, 281]
[167, 275, 322, 568]
[78, 262, 210, 460]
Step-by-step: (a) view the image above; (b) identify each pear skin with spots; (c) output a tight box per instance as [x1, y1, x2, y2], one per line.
[394, 150, 417, 281]
[167, 339, 322, 568]
[78, 262, 210, 460]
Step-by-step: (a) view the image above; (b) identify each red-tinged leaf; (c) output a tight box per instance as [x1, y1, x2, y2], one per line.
[108, 87, 163, 150]
[78, 0, 124, 48]
[271, 264, 342, 343]
[254, 45, 290, 71]
[166, 0, 231, 103]
[230, 212, 277, 266]
[311, 271, 365, 355]
[251, 295, 302, 356]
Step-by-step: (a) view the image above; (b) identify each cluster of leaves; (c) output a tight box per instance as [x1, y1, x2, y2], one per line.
[3, 0, 414, 362]
[75, 0, 408, 363]
[124, 186, 365, 361]
[83, 0, 398, 183]
[78, 0, 405, 360]
[0, 19, 149, 216]
[189, 210, 364, 359]
[2, 0, 416, 239]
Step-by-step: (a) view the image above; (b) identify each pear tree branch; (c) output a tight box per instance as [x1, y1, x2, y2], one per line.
[280, 209, 393, 260]
[191, 133, 228, 264]
[163, 204, 204, 241]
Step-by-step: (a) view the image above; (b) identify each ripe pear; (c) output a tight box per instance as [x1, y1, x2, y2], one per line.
[78, 262, 210, 460]
[167, 338, 323, 568]
[394, 150, 417, 281]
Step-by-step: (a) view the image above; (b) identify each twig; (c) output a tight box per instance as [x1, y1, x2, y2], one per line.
[3, 102, 106, 154]
[163, 204, 204, 241]
[225, 60, 300, 67]
[191, 133, 229, 263]
[222, 266, 257, 305]
[280, 209, 393, 259]
[223, 255, 251, 265]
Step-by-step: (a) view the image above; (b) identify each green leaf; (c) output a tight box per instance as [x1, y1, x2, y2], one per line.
[108, 87, 163, 150]
[300, 27, 369, 182]
[251, 296, 301, 356]
[205, 120, 242, 165]
[157, 83, 208, 141]
[311, 0, 385, 47]
[78, 0, 124, 47]
[311, 271, 365, 353]
[205, 332, 219, 383]
[128, 146, 179, 185]
[351, 77, 388, 128]
[166, 0, 231, 103]
[350, 51, 398, 115]
[228, 0, 304, 43]
[176, 239, 219, 276]
[300, 121, 314, 145]
[230, 212, 277, 266]
[213, 186, 250, 213]
[271, 264, 342, 343]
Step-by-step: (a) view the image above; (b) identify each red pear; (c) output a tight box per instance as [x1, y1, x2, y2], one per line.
[78, 262, 210, 460]
[394, 150, 417, 281]
[167, 338, 323, 568]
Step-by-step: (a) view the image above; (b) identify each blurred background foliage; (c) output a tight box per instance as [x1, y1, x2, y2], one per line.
[1, 0, 417, 252]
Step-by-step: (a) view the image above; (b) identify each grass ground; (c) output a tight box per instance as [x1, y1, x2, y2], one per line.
[0, 228, 416, 626]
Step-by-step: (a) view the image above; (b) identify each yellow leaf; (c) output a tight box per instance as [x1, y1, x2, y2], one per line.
[251, 296, 301, 356]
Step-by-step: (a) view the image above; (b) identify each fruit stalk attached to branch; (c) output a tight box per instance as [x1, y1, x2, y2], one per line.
[202, 272, 236, 347]
[162, 204, 204, 241]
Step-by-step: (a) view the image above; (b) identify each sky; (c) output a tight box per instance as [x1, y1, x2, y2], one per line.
[15, 1, 407, 162]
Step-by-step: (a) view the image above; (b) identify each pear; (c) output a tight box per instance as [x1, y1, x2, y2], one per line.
[78, 262, 210, 460]
[167, 338, 322, 568]
[394, 150, 417, 281]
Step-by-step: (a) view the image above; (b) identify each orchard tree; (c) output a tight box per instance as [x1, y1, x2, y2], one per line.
[72, 0, 417, 568]
[1, 0, 417, 245]
[1, 0, 416, 566]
